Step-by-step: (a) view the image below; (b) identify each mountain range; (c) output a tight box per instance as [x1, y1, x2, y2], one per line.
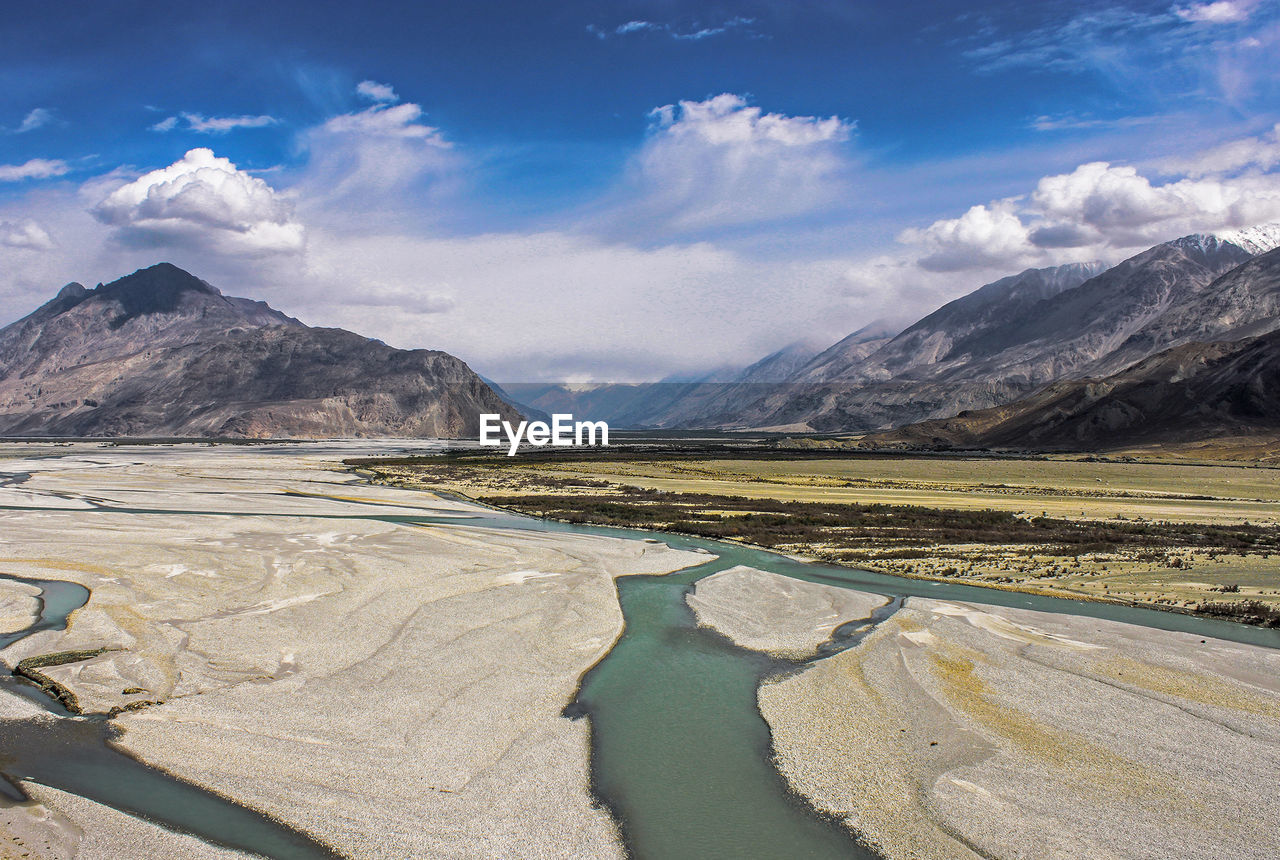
[0, 263, 515, 438]
[869, 246, 1280, 451]
[502, 225, 1280, 447]
[5, 223, 1280, 448]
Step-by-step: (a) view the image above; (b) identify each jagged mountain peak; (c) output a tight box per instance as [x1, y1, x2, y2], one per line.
[88, 263, 223, 323]
[1167, 224, 1280, 259]
[1213, 223, 1280, 256]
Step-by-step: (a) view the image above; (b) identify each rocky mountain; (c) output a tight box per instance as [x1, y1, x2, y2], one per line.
[797, 265, 1106, 384]
[789, 322, 901, 383]
[0, 263, 517, 438]
[735, 340, 826, 384]
[728, 228, 1280, 432]
[867, 326, 1280, 452]
[864, 245, 1280, 450]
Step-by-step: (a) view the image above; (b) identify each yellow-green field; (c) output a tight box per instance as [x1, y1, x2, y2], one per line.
[369, 454, 1280, 621]
[480, 457, 1280, 525]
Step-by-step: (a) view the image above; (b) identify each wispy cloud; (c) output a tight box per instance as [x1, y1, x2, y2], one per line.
[15, 108, 55, 134]
[151, 112, 279, 134]
[1029, 112, 1166, 132]
[587, 16, 756, 41]
[355, 80, 398, 103]
[960, 2, 1278, 113]
[1175, 1, 1253, 24]
[0, 158, 70, 182]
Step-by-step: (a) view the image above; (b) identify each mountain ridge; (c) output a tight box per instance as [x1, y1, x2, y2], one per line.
[0, 263, 516, 438]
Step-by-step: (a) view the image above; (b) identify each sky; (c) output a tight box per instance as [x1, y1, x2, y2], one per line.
[1, 0, 1278, 381]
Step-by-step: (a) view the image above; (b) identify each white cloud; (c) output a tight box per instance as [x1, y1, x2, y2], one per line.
[355, 80, 398, 103]
[151, 112, 279, 134]
[92, 147, 304, 255]
[322, 101, 449, 143]
[0, 158, 70, 182]
[295, 229, 853, 381]
[898, 201, 1036, 272]
[589, 17, 755, 40]
[0, 219, 55, 250]
[615, 94, 855, 234]
[1030, 161, 1280, 245]
[893, 129, 1280, 275]
[296, 86, 459, 223]
[16, 108, 55, 133]
[616, 20, 659, 35]
[1161, 123, 1280, 176]
[1176, 2, 1250, 24]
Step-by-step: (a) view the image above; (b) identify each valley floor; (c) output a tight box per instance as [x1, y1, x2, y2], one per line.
[1, 442, 1277, 860]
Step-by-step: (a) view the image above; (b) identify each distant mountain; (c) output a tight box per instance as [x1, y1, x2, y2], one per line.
[0, 263, 517, 438]
[835, 262, 1107, 383]
[735, 340, 826, 384]
[728, 228, 1280, 432]
[498, 339, 831, 429]
[866, 245, 1280, 450]
[789, 321, 901, 383]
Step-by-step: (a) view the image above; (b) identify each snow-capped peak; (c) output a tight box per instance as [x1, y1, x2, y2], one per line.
[1215, 223, 1280, 255]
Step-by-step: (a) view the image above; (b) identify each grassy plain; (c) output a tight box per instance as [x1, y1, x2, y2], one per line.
[364, 450, 1280, 623]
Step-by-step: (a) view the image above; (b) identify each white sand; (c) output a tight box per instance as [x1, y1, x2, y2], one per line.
[686, 565, 887, 659]
[0, 443, 706, 859]
[762, 598, 1280, 859]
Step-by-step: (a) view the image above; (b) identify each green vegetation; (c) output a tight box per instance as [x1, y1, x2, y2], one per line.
[13, 647, 110, 713]
[482, 488, 1280, 554]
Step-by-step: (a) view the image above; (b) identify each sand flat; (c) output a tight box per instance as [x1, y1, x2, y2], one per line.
[687, 565, 887, 658]
[0, 444, 706, 859]
[761, 598, 1280, 859]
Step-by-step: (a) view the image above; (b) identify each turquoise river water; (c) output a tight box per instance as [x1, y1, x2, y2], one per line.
[1, 479, 1278, 859]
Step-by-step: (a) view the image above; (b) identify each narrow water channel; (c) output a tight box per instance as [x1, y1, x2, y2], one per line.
[572, 563, 876, 859]
[0, 573, 344, 859]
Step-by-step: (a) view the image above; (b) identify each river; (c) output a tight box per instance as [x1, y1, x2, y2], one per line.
[1, 451, 1277, 859]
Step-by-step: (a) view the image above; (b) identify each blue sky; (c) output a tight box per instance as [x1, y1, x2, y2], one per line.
[2, 0, 1278, 380]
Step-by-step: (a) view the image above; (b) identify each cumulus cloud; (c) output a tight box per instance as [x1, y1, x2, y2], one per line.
[0, 158, 70, 182]
[151, 112, 278, 134]
[898, 201, 1036, 272]
[1030, 161, 1280, 246]
[894, 131, 1280, 275]
[0, 219, 55, 250]
[92, 147, 304, 255]
[614, 94, 855, 234]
